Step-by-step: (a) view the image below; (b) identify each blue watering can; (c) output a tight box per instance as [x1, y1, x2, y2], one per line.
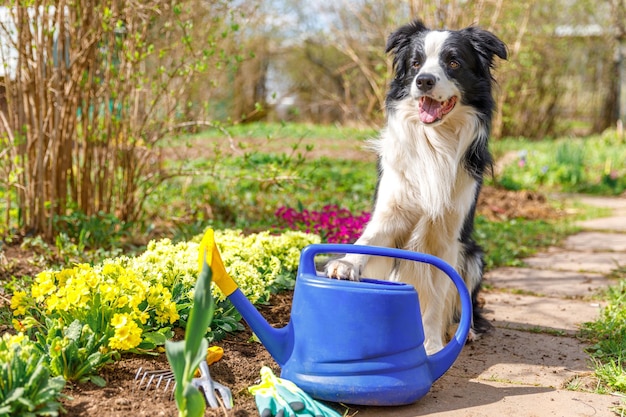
[200, 230, 472, 406]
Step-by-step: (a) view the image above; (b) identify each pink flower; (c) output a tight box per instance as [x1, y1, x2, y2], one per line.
[275, 205, 370, 243]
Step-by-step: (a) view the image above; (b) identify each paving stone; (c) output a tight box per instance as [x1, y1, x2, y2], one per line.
[452, 328, 590, 388]
[569, 195, 626, 231]
[577, 216, 626, 232]
[351, 328, 614, 416]
[353, 376, 620, 417]
[573, 195, 626, 210]
[481, 292, 603, 333]
[564, 232, 626, 252]
[485, 267, 611, 298]
[523, 250, 626, 273]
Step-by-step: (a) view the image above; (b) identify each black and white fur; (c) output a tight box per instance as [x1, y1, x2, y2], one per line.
[325, 20, 507, 354]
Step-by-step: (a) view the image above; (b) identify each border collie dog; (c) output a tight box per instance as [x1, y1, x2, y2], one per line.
[325, 20, 507, 354]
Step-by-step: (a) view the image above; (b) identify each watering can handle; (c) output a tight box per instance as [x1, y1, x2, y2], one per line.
[299, 243, 472, 381]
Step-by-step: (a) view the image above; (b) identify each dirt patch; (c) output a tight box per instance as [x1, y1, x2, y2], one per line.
[60, 296, 292, 417]
[0, 243, 45, 282]
[477, 186, 562, 221]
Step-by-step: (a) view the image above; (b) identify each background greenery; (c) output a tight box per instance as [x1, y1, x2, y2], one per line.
[2, 0, 625, 237]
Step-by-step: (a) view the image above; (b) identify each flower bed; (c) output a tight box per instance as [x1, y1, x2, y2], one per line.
[4, 229, 320, 415]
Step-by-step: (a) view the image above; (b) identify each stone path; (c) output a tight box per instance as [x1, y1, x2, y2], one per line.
[355, 195, 626, 417]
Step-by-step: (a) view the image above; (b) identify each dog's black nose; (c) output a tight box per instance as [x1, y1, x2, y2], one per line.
[416, 74, 436, 92]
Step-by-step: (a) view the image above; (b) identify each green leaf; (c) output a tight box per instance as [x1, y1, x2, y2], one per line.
[187, 338, 209, 381]
[184, 260, 215, 359]
[181, 382, 206, 417]
[136, 340, 157, 351]
[64, 320, 83, 341]
[89, 375, 107, 387]
[165, 340, 186, 384]
[142, 331, 167, 346]
[2, 387, 26, 406]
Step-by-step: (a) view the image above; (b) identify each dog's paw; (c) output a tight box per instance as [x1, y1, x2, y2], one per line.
[467, 328, 481, 343]
[325, 259, 361, 281]
[447, 323, 489, 344]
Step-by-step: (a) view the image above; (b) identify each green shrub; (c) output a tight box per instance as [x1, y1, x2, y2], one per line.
[493, 133, 626, 195]
[34, 319, 114, 386]
[0, 333, 66, 417]
[10, 229, 320, 357]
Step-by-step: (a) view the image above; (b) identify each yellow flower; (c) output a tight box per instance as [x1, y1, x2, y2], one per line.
[7, 332, 25, 347]
[55, 267, 75, 287]
[102, 262, 120, 277]
[128, 293, 144, 311]
[50, 337, 65, 354]
[164, 301, 179, 324]
[12, 318, 25, 332]
[100, 282, 119, 303]
[147, 283, 164, 305]
[83, 269, 100, 288]
[111, 313, 127, 328]
[53, 292, 71, 312]
[10, 290, 28, 316]
[135, 310, 150, 324]
[117, 269, 136, 288]
[109, 313, 142, 351]
[65, 283, 90, 309]
[116, 295, 129, 308]
[11, 315, 37, 333]
[31, 271, 56, 301]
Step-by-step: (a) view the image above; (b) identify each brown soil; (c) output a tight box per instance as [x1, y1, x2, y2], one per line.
[0, 186, 562, 417]
[59, 295, 293, 417]
[477, 187, 562, 221]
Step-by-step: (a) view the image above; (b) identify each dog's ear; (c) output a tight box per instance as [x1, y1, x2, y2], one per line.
[462, 26, 508, 66]
[385, 20, 429, 54]
[386, 20, 429, 79]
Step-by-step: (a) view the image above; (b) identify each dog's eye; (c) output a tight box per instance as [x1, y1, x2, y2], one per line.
[448, 60, 460, 69]
[412, 61, 421, 69]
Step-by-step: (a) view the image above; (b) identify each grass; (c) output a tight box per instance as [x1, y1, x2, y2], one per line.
[187, 121, 378, 142]
[475, 215, 577, 271]
[581, 267, 626, 409]
[144, 153, 379, 239]
[526, 326, 567, 337]
[579, 254, 626, 412]
[489, 131, 626, 195]
[160, 121, 378, 159]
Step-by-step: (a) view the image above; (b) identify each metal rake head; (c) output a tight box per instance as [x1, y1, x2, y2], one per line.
[133, 367, 176, 397]
[133, 360, 233, 409]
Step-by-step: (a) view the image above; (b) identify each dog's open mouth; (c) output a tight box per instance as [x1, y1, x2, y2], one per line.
[418, 96, 457, 124]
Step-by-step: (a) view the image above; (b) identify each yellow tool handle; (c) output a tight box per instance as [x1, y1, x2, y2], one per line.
[199, 229, 238, 296]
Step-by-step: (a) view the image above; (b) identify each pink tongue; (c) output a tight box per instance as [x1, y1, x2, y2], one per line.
[419, 97, 442, 124]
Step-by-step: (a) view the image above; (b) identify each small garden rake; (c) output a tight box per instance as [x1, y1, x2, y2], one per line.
[134, 359, 232, 409]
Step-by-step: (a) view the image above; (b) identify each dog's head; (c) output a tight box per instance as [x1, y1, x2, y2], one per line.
[385, 20, 507, 125]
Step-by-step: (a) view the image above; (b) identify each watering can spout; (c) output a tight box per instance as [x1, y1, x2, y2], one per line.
[199, 230, 293, 365]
